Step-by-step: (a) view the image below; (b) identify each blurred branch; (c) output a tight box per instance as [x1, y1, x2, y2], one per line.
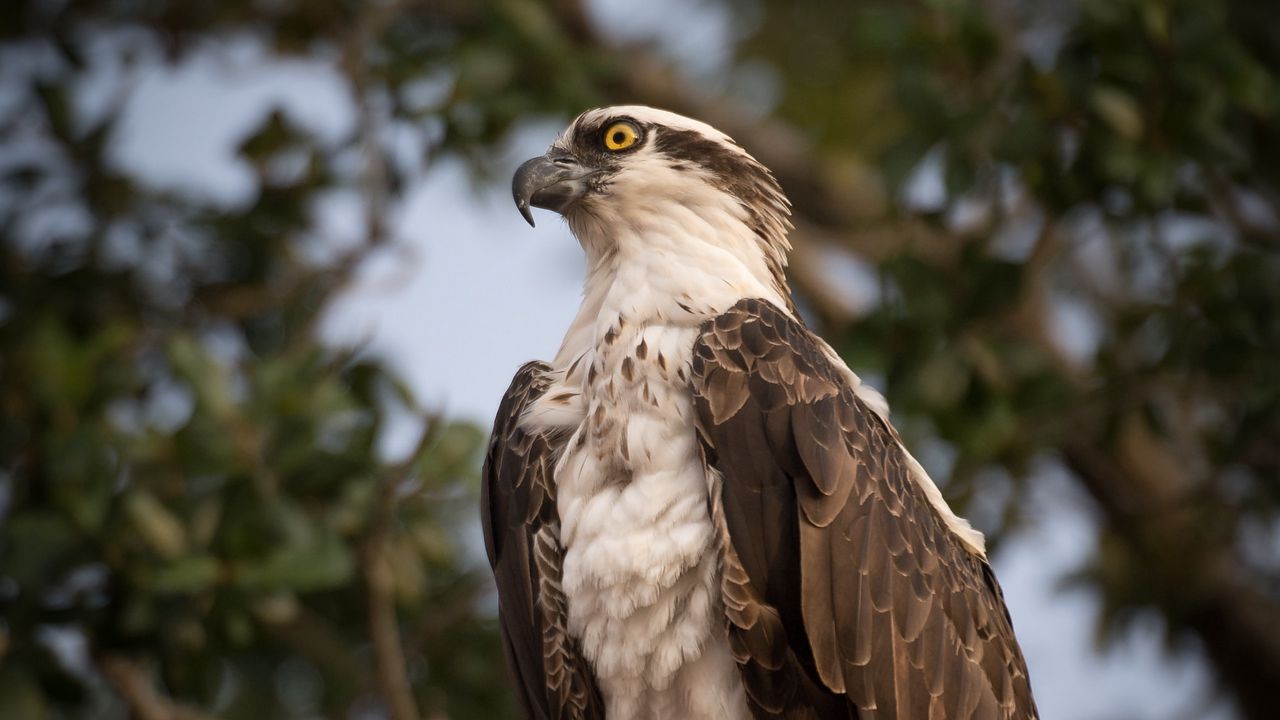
[334, 7, 446, 720]
[362, 418, 442, 720]
[364, 529, 422, 720]
[340, 1, 402, 251]
[1063, 439, 1280, 720]
[99, 655, 215, 720]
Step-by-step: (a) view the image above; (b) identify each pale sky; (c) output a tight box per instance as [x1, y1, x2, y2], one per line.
[103, 17, 1235, 720]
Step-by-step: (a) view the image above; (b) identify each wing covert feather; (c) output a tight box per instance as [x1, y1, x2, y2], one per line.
[692, 299, 1037, 719]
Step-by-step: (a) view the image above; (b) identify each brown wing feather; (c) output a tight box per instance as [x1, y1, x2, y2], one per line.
[691, 299, 1037, 720]
[482, 362, 605, 719]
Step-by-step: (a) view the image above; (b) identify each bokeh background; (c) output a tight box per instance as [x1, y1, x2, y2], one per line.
[2, 0, 1278, 718]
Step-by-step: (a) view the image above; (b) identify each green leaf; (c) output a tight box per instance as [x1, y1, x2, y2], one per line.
[150, 554, 222, 594]
[1091, 85, 1144, 141]
[124, 490, 188, 560]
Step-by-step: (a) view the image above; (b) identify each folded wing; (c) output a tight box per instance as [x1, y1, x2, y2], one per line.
[691, 299, 1037, 719]
[482, 362, 604, 719]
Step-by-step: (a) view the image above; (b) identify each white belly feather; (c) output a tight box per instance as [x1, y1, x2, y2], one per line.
[526, 316, 749, 720]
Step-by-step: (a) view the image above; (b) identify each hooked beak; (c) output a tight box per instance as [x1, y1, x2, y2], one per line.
[512, 152, 595, 227]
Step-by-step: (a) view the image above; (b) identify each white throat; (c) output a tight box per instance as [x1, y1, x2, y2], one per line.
[551, 189, 791, 372]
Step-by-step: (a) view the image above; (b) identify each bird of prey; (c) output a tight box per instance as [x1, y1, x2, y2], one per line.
[482, 106, 1037, 719]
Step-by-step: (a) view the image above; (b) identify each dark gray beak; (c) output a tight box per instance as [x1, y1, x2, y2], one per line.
[512, 152, 594, 227]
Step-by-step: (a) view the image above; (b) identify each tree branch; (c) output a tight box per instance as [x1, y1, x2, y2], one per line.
[99, 655, 215, 720]
[364, 528, 421, 720]
[1062, 440, 1280, 720]
[360, 418, 442, 720]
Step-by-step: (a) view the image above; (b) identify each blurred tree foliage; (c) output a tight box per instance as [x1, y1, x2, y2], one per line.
[0, 0, 597, 718]
[1, 0, 1278, 719]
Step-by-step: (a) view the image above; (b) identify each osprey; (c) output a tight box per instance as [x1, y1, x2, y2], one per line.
[482, 106, 1037, 719]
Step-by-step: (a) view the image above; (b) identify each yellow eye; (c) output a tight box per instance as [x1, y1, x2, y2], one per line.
[603, 122, 640, 151]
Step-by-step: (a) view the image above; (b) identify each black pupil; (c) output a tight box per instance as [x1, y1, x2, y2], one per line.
[612, 131, 626, 145]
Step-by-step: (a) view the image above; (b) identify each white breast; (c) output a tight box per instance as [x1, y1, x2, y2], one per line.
[529, 314, 749, 720]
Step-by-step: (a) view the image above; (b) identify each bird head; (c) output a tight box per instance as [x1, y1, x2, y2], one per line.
[512, 106, 792, 283]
